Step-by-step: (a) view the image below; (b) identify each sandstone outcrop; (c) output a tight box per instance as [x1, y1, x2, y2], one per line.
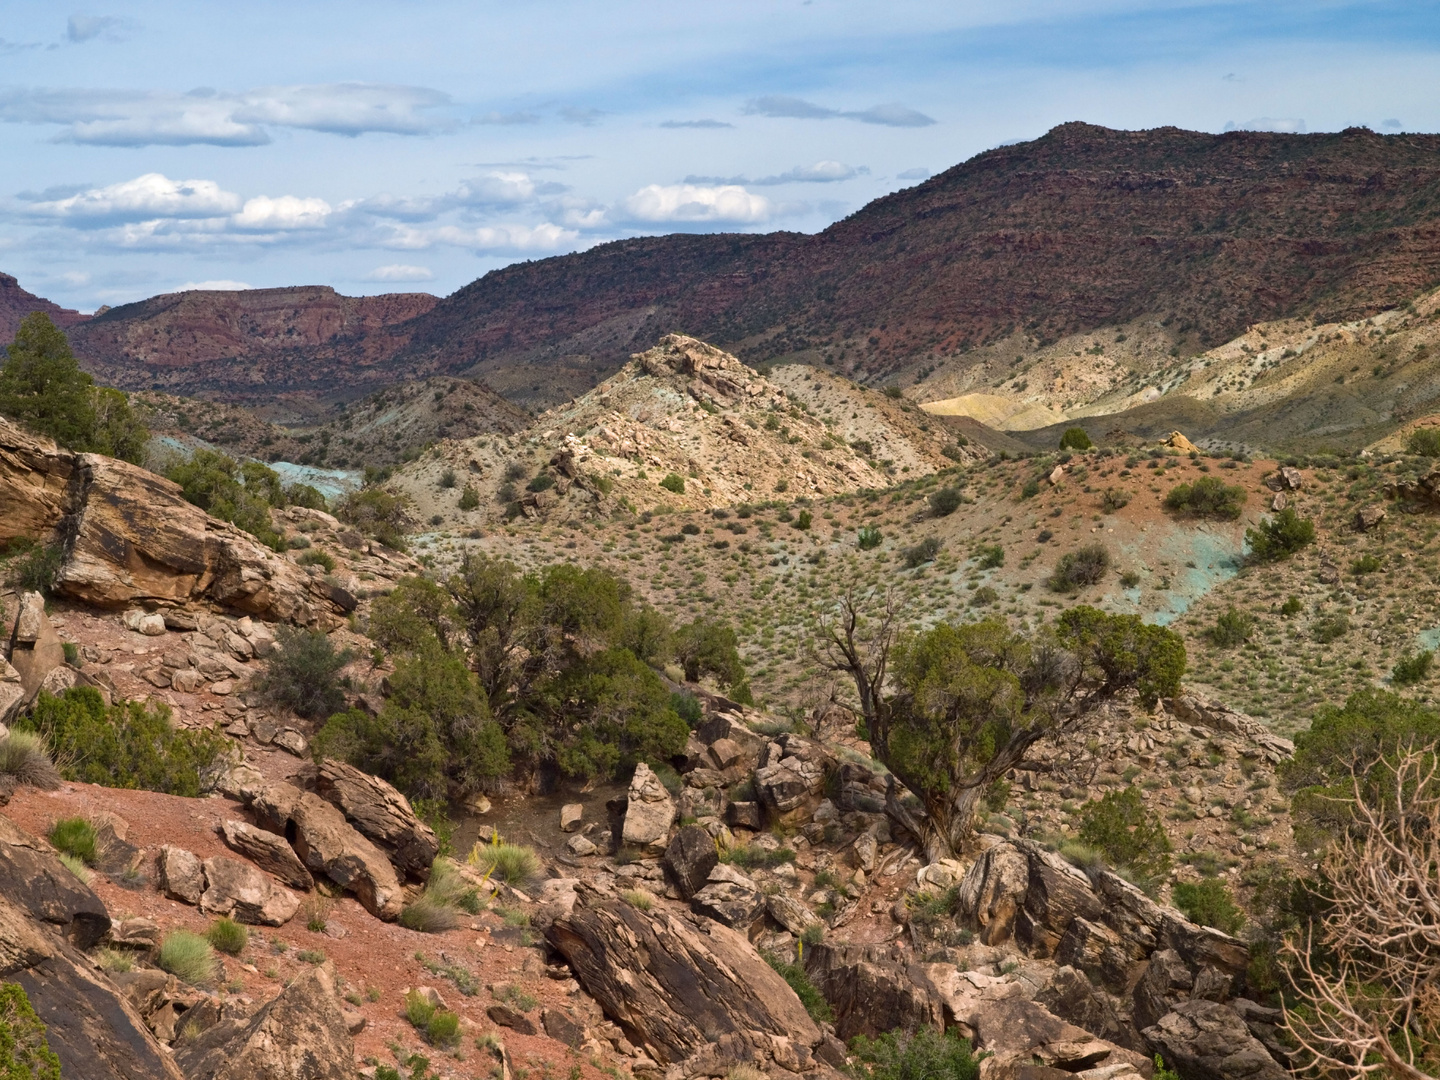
[4, 591, 67, 700]
[546, 883, 825, 1074]
[0, 416, 350, 626]
[220, 819, 315, 891]
[1143, 1000, 1289, 1080]
[662, 824, 718, 899]
[313, 757, 438, 880]
[618, 763, 675, 854]
[199, 855, 301, 926]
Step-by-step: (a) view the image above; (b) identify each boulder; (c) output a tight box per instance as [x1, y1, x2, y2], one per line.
[1143, 1000, 1288, 1080]
[961, 994, 1152, 1079]
[173, 962, 356, 1080]
[620, 763, 676, 854]
[803, 942, 942, 1040]
[314, 758, 439, 880]
[954, 843, 1030, 945]
[1015, 842, 1105, 958]
[1133, 949, 1195, 1034]
[219, 820, 315, 891]
[766, 894, 823, 937]
[664, 825, 718, 900]
[546, 884, 823, 1073]
[690, 879, 765, 932]
[0, 815, 109, 949]
[159, 845, 206, 906]
[726, 801, 764, 831]
[560, 803, 584, 832]
[1354, 505, 1385, 531]
[753, 735, 827, 824]
[1056, 916, 1147, 994]
[200, 856, 300, 926]
[5, 591, 66, 698]
[0, 658, 26, 724]
[252, 781, 403, 920]
[542, 1007, 586, 1048]
[487, 1004, 538, 1035]
[567, 834, 597, 857]
[0, 419, 75, 546]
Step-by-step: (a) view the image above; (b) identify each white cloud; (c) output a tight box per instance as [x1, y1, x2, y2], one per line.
[174, 279, 252, 291]
[0, 82, 451, 147]
[742, 95, 935, 127]
[686, 161, 867, 186]
[232, 195, 332, 230]
[897, 167, 931, 180]
[366, 264, 433, 282]
[26, 173, 242, 224]
[66, 15, 131, 43]
[620, 183, 772, 224]
[390, 222, 579, 253]
[1223, 117, 1306, 133]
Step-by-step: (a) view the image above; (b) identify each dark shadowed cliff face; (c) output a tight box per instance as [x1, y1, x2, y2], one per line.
[0, 274, 89, 343]
[53, 122, 1440, 411]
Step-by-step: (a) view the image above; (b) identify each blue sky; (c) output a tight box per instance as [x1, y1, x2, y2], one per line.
[2, 1, 1437, 312]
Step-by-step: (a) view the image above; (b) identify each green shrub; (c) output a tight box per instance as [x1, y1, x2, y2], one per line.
[47, 817, 97, 865]
[670, 691, 703, 728]
[761, 951, 832, 1023]
[400, 860, 481, 932]
[1312, 613, 1350, 644]
[1059, 427, 1093, 451]
[857, 525, 882, 550]
[1021, 478, 1041, 499]
[1408, 428, 1440, 456]
[674, 619, 746, 686]
[158, 931, 217, 987]
[0, 732, 60, 790]
[848, 1025, 981, 1080]
[659, 473, 686, 494]
[162, 450, 284, 551]
[1279, 595, 1302, 617]
[1392, 650, 1434, 686]
[466, 838, 539, 884]
[206, 918, 248, 956]
[21, 687, 228, 796]
[283, 483, 327, 510]
[0, 982, 62, 1080]
[901, 537, 941, 569]
[1047, 543, 1111, 591]
[336, 487, 412, 550]
[1077, 786, 1173, 885]
[929, 487, 963, 516]
[1172, 877, 1245, 934]
[1163, 476, 1247, 520]
[1101, 487, 1131, 512]
[9, 543, 64, 596]
[1210, 607, 1254, 648]
[439, 468, 457, 489]
[526, 473, 554, 493]
[458, 485, 479, 511]
[1245, 507, 1315, 562]
[257, 628, 351, 719]
[975, 544, 1004, 569]
[794, 510, 813, 530]
[404, 990, 462, 1048]
[1350, 554, 1382, 575]
[296, 548, 336, 572]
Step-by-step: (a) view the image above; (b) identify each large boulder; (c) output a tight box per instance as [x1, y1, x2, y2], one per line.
[663, 825, 718, 899]
[0, 815, 109, 948]
[0, 419, 74, 546]
[803, 942, 943, 1041]
[953, 843, 1030, 945]
[620, 763, 676, 854]
[199, 857, 301, 927]
[313, 758, 438, 880]
[1143, 1000, 1288, 1080]
[546, 883, 824, 1074]
[252, 782, 403, 920]
[220, 820, 315, 891]
[0, 657, 24, 724]
[753, 735, 827, 825]
[690, 877, 765, 932]
[5, 591, 66, 699]
[173, 962, 356, 1080]
[159, 845, 207, 906]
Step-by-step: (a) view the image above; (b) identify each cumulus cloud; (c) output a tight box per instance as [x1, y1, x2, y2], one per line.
[365, 264, 433, 282]
[1223, 117, 1306, 133]
[25, 173, 243, 224]
[0, 82, 452, 147]
[896, 167, 931, 180]
[66, 15, 131, 43]
[743, 95, 935, 127]
[174, 279, 252, 291]
[232, 195, 332, 230]
[659, 119, 733, 129]
[685, 161, 867, 186]
[619, 183, 771, 225]
[385, 222, 579, 253]
[353, 171, 552, 222]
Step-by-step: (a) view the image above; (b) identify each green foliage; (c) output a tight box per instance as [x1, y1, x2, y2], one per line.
[857, 525, 882, 550]
[1392, 650, 1434, 686]
[1210, 607, 1254, 648]
[439, 468, 457, 489]
[1245, 507, 1315, 562]
[1152, 1055, 1182, 1080]
[1172, 877, 1245, 934]
[761, 951, 832, 1023]
[0, 982, 62, 1080]
[403, 990, 461, 1048]
[929, 487, 963, 516]
[206, 918, 248, 956]
[1054, 607, 1186, 707]
[1408, 428, 1440, 456]
[1077, 787, 1173, 885]
[466, 838, 539, 884]
[21, 687, 229, 796]
[670, 690, 703, 728]
[548, 648, 688, 783]
[1350, 554, 1382, 575]
[297, 548, 335, 572]
[674, 618, 746, 686]
[848, 1026, 981, 1080]
[283, 483, 327, 510]
[1312, 613, 1350, 644]
[0, 732, 60, 790]
[1059, 427, 1093, 451]
[659, 473, 686, 494]
[795, 510, 813, 530]
[1101, 487, 1130, 512]
[526, 472, 554, 493]
[1020, 478, 1041, 499]
[458, 485, 480, 511]
[47, 817, 97, 864]
[158, 931, 217, 987]
[1279, 595, 1303, 617]
[901, 537, 941, 568]
[259, 628, 351, 720]
[720, 844, 797, 870]
[1163, 476, 1247, 520]
[336, 487, 412, 550]
[8, 543, 63, 596]
[1047, 543, 1111, 591]
[400, 860, 480, 932]
[0, 312, 147, 464]
[162, 450, 285, 550]
[975, 544, 1004, 569]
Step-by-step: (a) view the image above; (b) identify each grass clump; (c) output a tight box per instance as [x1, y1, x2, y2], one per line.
[857, 525, 882, 551]
[620, 889, 653, 911]
[206, 918, 248, 956]
[0, 982, 62, 1080]
[1172, 877, 1245, 935]
[404, 990, 462, 1049]
[400, 860, 483, 933]
[849, 1025, 981, 1080]
[57, 853, 91, 884]
[466, 836, 539, 884]
[1245, 507, 1315, 563]
[1209, 607, 1254, 648]
[47, 817, 98, 865]
[761, 951, 832, 1023]
[296, 548, 336, 573]
[158, 931, 217, 988]
[1076, 786, 1173, 887]
[1163, 476, 1247, 520]
[1047, 543, 1111, 592]
[720, 844, 797, 870]
[1392, 650, 1435, 686]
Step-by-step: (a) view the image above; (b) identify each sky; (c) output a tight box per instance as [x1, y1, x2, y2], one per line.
[2, 1, 1438, 313]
